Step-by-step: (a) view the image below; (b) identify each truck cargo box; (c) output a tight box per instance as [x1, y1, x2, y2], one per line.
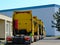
[13, 11, 33, 35]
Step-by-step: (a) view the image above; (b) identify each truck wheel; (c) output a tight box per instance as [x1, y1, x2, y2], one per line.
[34, 39, 36, 42]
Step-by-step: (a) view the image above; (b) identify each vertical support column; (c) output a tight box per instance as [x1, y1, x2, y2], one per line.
[5, 20, 8, 41]
[10, 22, 12, 36]
[5, 20, 6, 41]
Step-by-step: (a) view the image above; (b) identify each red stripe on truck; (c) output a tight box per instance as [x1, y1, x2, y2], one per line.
[14, 20, 18, 29]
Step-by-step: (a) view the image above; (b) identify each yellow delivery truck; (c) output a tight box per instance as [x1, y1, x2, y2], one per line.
[5, 11, 34, 45]
[33, 16, 39, 42]
[38, 19, 46, 39]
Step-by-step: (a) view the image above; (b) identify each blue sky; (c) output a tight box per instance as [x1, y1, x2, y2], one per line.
[0, 0, 60, 10]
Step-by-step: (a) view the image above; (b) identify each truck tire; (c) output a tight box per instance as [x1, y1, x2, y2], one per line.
[34, 39, 36, 42]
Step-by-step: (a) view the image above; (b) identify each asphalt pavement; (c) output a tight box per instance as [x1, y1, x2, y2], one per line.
[31, 37, 60, 45]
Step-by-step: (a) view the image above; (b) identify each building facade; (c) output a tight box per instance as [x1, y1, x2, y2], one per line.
[0, 14, 12, 40]
[0, 4, 60, 37]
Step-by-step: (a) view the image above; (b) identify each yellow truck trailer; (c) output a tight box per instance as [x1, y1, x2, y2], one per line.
[13, 11, 34, 35]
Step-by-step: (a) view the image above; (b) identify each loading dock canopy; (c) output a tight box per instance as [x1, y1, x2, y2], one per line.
[0, 14, 12, 22]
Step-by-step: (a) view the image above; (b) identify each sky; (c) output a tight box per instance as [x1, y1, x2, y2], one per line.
[0, 0, 60, 10]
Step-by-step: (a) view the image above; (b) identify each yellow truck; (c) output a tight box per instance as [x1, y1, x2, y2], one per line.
[5, 11, 34, 45]
[33, 16, 46, 41]
[33, 17, 46, 41]
[33, 16, 39, 41]
[38, 19, 46, 39]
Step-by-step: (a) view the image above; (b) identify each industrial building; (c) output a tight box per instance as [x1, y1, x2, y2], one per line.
[0, 4, 60, 39]
[0, 14, 12, 40]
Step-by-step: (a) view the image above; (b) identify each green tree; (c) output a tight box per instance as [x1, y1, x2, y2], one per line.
[52, 8, 60, 31]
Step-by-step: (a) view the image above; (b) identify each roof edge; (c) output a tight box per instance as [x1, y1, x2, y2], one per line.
[0, 4, 60, 12]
